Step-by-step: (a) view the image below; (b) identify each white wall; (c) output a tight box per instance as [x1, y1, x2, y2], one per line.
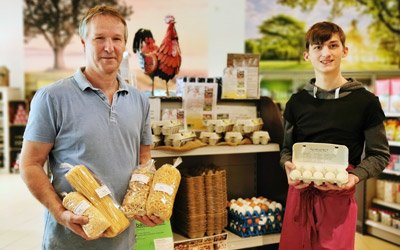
[208, 0, 245, 76]
[0, 0, 24, 90]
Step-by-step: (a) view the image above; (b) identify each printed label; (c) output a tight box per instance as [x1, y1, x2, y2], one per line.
[154, 183, 174, 196]
[74, 200, 90, 215]
[131, 174, 150, 184]
[95, 185, 111, 198]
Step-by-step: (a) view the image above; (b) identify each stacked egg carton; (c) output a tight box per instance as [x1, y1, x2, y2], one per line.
[173, 175, 207, 238]
[204, 169, 228, 236]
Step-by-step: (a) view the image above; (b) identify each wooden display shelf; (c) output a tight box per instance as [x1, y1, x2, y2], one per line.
[365, 220, 400, 245]
[372, 198, 400, 211]
[173, 231, 280, 249]
[388, 141, 400, 147]
[151, 143, 280, 158]
[382, 169, 400, 176]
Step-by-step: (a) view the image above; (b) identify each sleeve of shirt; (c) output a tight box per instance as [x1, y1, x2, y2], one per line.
[364, 96, 385, 130]
[349, 123, 390, 181]
[23, 89, 57, 144]
[140, 93, 152, 146]
[280, 96, 296, 168]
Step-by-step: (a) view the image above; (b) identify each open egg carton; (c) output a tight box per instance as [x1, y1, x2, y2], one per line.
[228, 197, 283, 237]
[164, 130, 197, 147]
[199, 132, 221, 146]
[204, 119, 234, 133]
[232, 118, 263, 134]
[251, 131, 270, 145]
[290, 143, 349, 186]
[151, 120, 182, 136]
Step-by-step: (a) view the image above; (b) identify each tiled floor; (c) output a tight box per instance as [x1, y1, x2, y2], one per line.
[1, 173, 399, 250]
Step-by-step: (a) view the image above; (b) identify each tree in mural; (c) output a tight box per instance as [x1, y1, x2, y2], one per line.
[255, 15, 306, 62]
[278, 0, 400, 67]
[24, 0, 133, 70]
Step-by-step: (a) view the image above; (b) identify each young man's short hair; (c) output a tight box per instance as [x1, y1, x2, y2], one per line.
[305, 22, 346, 50]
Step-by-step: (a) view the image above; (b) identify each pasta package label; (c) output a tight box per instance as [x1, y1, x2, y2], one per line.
[74, 200, 91, 215]
[131, 174, 150, 184]
[95, 185, 112, 198]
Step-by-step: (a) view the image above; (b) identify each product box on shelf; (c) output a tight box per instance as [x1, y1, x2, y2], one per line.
[289, 143, 349, 186]
[227, 197, 283, 238]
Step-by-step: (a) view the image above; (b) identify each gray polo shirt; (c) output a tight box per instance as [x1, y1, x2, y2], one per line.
[24, 68, 152, 250]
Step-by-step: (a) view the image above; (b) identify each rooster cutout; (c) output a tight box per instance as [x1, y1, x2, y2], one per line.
[133, 15, 181, 96]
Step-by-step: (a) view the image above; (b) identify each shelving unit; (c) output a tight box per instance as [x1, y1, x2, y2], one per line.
[364, 83, 400, 245]
[173, 231, 280, 249]
[153, 143, 282, 248]
[150, 96, 285, 249]
[0, 87, 23, 174]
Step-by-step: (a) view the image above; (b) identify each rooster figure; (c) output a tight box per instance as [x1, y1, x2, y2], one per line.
[133, 15, 181, 96]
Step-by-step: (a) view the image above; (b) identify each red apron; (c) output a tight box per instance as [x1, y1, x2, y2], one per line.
[279, 183, 357, 250]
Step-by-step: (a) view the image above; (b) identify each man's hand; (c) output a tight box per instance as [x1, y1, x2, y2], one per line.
[284, 161, 310, 189]
[56, 210, 98, 240]
[134, 215, 164, 227]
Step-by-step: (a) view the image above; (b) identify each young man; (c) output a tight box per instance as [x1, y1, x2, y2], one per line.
[20, 5, 162, 250]
[279, 22, 389, 250]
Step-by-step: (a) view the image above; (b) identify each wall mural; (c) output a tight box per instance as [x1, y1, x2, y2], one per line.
[24, 0, 208, 97]
[246, 0, 400, 105]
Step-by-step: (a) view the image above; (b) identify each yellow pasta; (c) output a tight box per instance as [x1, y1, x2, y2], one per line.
[62, 192, 111, 239]
[146, 164, 181, 220]
[65, 165, 130, 238]
[121, 166, 154, 219]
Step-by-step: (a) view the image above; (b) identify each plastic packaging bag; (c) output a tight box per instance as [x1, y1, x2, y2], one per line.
[62, 192, 111, 238]
[121, 159, 156, 219]
[146, 158, 182, 220]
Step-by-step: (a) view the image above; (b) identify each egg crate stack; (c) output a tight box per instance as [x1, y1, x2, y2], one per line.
[204, 170, 228, 236]
[173, 175, 207, 238]
[228, 198, 283, 238]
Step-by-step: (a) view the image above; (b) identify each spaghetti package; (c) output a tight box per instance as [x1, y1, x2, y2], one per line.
[146, 158, 182, 220]
[64, 164, 130, 238]
[62, 192, 111, 239]
[121, 159, 156, 219]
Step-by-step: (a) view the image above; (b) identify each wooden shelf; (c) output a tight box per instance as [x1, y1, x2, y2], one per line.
[385, 112, 400, 118]
[382, 169, 400, 176]
[372, 198, 400, 210]
[388, 141, 400, 147]
[151, 143, 280, 158]
[173, 231, 280, 249]
[366, 220, 400, 245]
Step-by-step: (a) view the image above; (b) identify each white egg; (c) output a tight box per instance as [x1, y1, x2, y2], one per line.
[325, 172, 336, 182]
[336, 171, 348, 184]
[276, 203, 282, 211]
[289, 169, 302, 181]
[253, 205, 261, 214]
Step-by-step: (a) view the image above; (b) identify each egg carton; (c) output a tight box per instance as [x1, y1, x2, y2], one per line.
[151, 120, 182, 136]
[224, 132, 243, 144]
[228, 209, 282, 238]
[251, 131, 270, 145]
[164, 131, 196, 147]
[204, 119, 234, 133]
[232, 118, 263, 134]
[151, 135, 162, 149]
[291, 143, 349, 186]
[199, 132, 221, 145]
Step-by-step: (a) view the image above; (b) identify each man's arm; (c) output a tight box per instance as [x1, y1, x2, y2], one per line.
[139, 144, 151, 164]
[19, 140, 92, 239]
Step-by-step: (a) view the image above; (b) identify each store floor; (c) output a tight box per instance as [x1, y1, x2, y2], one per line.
[1, 174, 399, 250]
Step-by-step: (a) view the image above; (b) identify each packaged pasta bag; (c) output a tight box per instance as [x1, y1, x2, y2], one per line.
[62, 163, 130, 238]
[146, 157, 182, 221]
[121, 159, 156, 219]
[62, 192, 111, 239]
